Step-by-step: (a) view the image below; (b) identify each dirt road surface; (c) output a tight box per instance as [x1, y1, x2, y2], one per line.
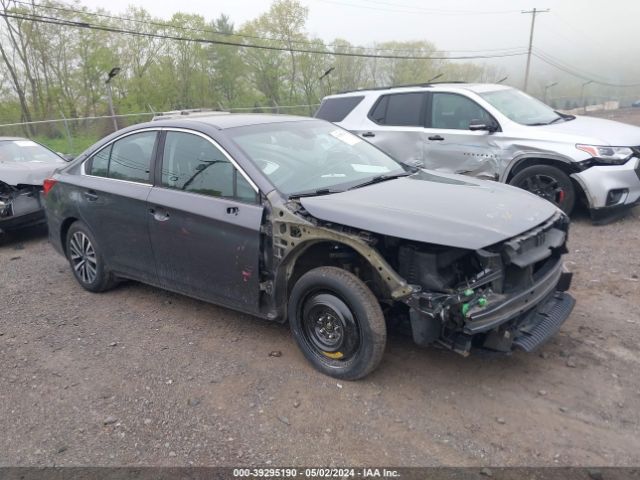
[1, 112, 640, 467]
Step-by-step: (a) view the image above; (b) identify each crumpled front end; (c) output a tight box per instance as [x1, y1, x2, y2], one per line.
[0, 181, 45, 232]
[401, 211, 574, 355]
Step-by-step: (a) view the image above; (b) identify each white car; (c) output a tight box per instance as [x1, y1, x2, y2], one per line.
[0, 137, 67, 234]
[317, 83, 640, 222]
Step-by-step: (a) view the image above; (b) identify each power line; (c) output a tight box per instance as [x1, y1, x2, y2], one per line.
[8, 0, 528, 56]
[533, 50, 640, 88]
[0, 11, 529, 61]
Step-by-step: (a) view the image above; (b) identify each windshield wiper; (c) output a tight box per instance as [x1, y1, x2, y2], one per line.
[527, 118, 560, 126]
[548, 116, 565, 124]
[288, 188, 342, 199]
[348, 171, 412, 190]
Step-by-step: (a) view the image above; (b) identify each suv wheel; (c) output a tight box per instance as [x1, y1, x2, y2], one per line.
[288, 266, 386, 380]
[509, 164, 576, 214]
[66, 221, 117, 292]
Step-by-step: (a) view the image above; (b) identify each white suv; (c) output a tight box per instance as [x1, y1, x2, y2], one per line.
[316, 83, 640, 221]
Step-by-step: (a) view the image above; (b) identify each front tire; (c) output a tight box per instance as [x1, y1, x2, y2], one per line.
[66, 221, 116, 292]
[288, 266, 386, 380]
[509, 164, 576, 214]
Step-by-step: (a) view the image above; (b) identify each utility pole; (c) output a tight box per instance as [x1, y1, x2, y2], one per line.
[522, 8, 549, 93]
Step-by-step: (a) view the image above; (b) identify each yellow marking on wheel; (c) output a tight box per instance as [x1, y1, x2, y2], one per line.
[323, 351, 344, 359]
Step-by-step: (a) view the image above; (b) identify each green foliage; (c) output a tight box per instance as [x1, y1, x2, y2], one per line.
[0, 0, 507, 139]
[34, 133, 100, 155]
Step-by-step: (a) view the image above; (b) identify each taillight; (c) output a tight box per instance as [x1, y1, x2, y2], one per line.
[43, 178, 58, 196]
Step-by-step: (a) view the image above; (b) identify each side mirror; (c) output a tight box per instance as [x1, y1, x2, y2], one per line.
[468, 120, 498, 133]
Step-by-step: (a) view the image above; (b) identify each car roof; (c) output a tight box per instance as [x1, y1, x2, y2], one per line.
[149, 113, 315, 130]
[0, 137, 28, 142]
[326, 83, 512, 98]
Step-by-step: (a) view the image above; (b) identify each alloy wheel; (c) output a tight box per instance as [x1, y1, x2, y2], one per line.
[69, 231, 98, 284]
[518, 173, 566, 205]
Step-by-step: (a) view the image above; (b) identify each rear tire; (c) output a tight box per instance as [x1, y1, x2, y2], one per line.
[66, 221, 117, 292]
[509, 164, 575, 214]
[288, 266, 386, 380]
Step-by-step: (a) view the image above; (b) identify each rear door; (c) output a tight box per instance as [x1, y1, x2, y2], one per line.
[78, 130, 158, 283]
[422, 92, 502, 179]
[147, 129, 263, 312]
[352, 92, 428, 165]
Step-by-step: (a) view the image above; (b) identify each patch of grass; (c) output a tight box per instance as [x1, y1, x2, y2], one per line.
[34, 134, 100, 156]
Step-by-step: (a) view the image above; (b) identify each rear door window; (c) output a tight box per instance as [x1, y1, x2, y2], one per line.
[368, 92, 426, 126]
[161, 131, 256, 203]
[315, 96, 364, 122]
[87, 131, 157, 183]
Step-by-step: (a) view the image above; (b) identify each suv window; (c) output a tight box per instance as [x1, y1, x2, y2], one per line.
[88, 131, 156, 183]
[161, 131, 256, 203]
[431, 93, 493, 130]
[369, 92, 426, 127]
[315, 96, 364, 122]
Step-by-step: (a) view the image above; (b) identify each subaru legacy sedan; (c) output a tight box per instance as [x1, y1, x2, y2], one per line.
[43, 114, 574, 379]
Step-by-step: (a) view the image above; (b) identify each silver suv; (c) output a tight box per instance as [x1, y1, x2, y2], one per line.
[316, 83, 640, 221]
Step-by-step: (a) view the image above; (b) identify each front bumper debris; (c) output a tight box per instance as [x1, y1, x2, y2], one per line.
[463, 260, 569, 334]
[512, 292, 575, 352]
[403, 210, 574, 355]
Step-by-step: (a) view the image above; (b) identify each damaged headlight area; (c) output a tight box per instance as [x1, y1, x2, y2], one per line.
[398, 211, 574, 355]
[0, 181, 45, 232]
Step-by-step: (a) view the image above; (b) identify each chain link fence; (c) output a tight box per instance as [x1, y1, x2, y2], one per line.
[0, 104, 320, 156]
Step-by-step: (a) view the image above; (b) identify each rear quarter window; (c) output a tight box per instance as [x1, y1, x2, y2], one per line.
[315, 96, 364, 122]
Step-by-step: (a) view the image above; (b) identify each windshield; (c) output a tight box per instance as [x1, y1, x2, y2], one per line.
[226, 120, 407, 196]
[480, 88, 562, 126]
[0, 140, 64, 164]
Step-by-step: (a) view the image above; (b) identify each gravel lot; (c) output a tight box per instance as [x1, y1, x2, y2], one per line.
[1, 117, 640, 467]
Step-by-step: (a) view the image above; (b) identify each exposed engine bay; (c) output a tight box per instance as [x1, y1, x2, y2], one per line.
[394, 211, 573, 354]
[268, 189, 573, 356]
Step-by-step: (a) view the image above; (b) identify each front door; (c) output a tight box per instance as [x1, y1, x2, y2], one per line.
[422, 92, 503, 180]
[147, 130, 263, 313]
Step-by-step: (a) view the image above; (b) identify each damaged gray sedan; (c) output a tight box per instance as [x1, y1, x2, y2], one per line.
[43, 115, 574, 379]
[0, 137, 67, 234]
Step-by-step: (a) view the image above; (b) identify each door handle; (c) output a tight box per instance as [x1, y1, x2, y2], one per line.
[226, 206, 239, 216]
[83, 190, 98, 201]
[149, 207, 170, 222]
[428, 135, 445, 141]
[362, 132, 375, 138]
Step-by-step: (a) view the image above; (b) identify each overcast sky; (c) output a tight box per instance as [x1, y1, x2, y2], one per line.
[76, 0, 639, 87]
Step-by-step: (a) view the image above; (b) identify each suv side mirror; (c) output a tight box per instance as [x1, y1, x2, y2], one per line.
[468, 120, 498, 133]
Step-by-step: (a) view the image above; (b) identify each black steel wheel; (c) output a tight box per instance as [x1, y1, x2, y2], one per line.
[288, 266, 386, 380]
[510, 164, 576, 214]
[66, 221, 117, 292]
